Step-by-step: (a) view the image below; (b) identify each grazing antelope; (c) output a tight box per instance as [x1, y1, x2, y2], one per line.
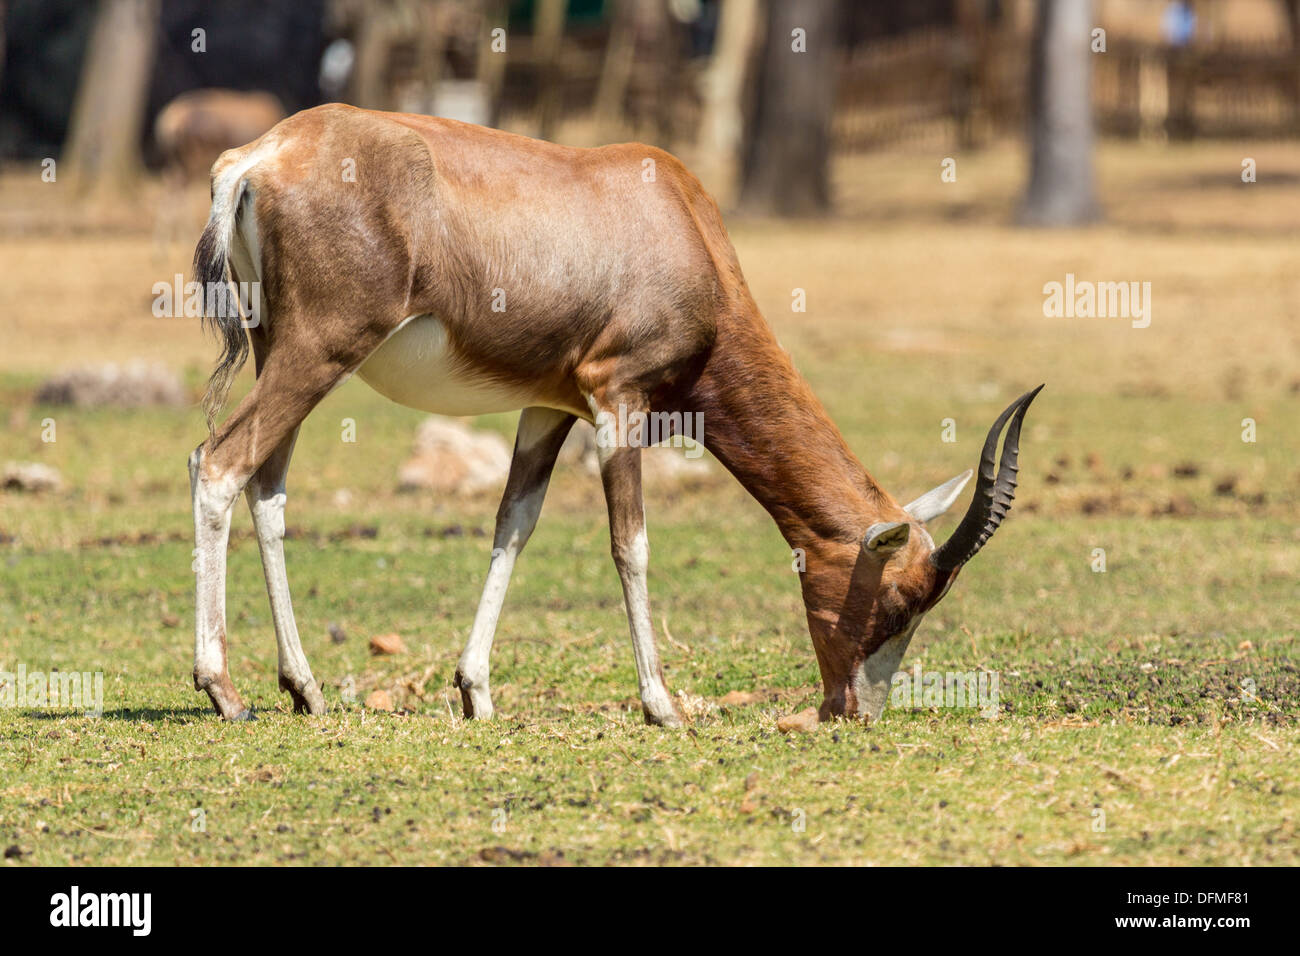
[190, 103, 1041, 726]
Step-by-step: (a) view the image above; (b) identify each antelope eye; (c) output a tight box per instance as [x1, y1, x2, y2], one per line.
[876, 592, 912, 635]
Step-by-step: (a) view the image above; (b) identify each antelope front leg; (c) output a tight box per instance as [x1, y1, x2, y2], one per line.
[245, 428, 326, 715]
[595, 438, 683, 728]
[189, 446, 252, 720]
[455, 407, 575, 719]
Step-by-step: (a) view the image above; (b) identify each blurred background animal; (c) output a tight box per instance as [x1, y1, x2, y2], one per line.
[152, 89, 284, 252]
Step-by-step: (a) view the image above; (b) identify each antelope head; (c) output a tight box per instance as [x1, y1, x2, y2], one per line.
[800, 386, 1044, 723]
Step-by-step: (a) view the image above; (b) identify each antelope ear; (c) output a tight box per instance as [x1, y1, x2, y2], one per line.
[864, 521, 910, 553]
[904, 469, 974, 523]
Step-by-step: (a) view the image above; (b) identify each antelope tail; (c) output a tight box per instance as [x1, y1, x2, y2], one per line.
[193, 173, 251, 434]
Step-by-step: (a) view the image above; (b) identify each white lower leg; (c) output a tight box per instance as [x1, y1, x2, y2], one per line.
[456, 485, 547, 719]
[456, 550, 513, 719]
[248, 483, 325, 714]
[614, 526, 680, 727]
[456, 408, 571, 719]
[189, 447, 248, 719]
[593, 432, 680, 728]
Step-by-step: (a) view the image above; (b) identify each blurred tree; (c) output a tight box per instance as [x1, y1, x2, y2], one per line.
[595, 0, 683, 145]
[348, 0, 403, 110]
[594, 0, 637, 140]
[1018, 0, 1099, 226]
[533, 0, 568, 140]
[1283, 0, 1300, 45]
[61, 0, 159, 194]
[696, 0, 759, 195]
[0, 2, 7, 100]
[476, 0, 509, 126]
[739, 0, 841, 217]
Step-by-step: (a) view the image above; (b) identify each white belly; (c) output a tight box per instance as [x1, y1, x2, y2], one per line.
[356, 314, 537, 416]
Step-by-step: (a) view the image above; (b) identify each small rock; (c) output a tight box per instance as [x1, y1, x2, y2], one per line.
[328, 622, 347, 644]
[2, 462, 62, 493]
[3, 845, 21, 859]
[557, 424, 596, 469]
[36, 362, 184, 407]
[479, 845, 532, 863]
[398, 417, 511, 495]
[776, 707, 820, 733]
[364, 689, 394, 711]
[369, 633, 406, 656]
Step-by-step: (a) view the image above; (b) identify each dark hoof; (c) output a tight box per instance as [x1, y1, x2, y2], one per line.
[292, 695, 328, 716]
[454, 669, 478, 719]
[279, 676, 327, 716]
[643, 705, 684, 728]
[231, 708, 257, 722]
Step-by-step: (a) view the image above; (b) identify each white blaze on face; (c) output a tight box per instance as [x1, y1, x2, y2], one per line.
[850, 616, 923, 721]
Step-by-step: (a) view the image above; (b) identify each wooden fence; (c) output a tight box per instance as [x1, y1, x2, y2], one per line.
[834, 28, 1300, 151]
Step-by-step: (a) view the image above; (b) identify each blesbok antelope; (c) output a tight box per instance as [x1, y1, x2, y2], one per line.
[190, 103, 1041, 726]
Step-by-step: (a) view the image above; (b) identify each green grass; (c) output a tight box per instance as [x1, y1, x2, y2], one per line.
[1, 371, 1296, 866]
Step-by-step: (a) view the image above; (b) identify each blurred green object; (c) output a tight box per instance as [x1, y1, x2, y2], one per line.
[510, 0, 609, 28]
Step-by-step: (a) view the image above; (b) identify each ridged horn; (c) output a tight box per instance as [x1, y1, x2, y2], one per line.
[929, 385, 1044, 571]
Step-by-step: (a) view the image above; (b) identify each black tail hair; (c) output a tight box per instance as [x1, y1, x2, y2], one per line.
[193, 178, 250, 433]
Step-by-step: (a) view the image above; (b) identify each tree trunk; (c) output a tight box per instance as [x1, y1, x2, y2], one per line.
[593, 0, 638, 141]
[476, 0, 510, 126]
[1017, 0, 1100, 226]
[595, 1, 681, 146]
[695, 0, 760, 197]
[533, 0, 568, 141]
[0, 1, 8, 102]
[1283, 0, 1300, 47]
[412, 0, 451, 115]
[61, 0, 159, 196]
[739, 0, 841, 217]
[350, 4, 398, 111]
